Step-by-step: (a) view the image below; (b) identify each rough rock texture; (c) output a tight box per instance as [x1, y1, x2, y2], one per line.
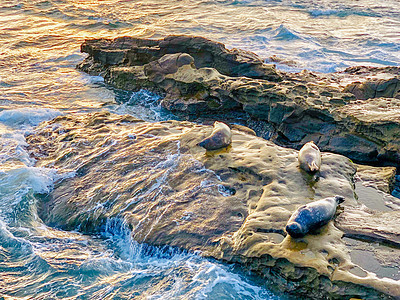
[27, 112, 400, 299]
[77, 35, 400, 166]
[343, 66, 400, 100]
[355, 164, 396, 194]
[79, 35, 281, 81]
[336, 206, 400, 247]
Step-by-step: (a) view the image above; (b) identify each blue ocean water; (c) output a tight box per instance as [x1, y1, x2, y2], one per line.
[0, 0, 399, 298]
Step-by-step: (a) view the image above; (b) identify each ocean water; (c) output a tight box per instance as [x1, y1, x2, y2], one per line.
[0, 0, 399, 298]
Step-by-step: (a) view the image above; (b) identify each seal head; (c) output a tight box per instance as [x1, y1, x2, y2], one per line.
[285, 222, 305, 239]
[198, 121, 232, 151]
[334, 195, 345, 204]
[298, 141, 321, 173]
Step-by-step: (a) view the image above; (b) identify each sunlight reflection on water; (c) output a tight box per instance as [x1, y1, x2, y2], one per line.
[0, 0, 399, 298]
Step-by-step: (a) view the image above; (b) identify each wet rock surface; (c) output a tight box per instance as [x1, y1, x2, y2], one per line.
[78, 35, 400, 166]
[27, 112, 400, 299]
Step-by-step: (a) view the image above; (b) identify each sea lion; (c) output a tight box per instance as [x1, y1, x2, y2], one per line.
[198, 121, 232, 150]
[285, 195, 345, 238]
[298, 141, 321, 173]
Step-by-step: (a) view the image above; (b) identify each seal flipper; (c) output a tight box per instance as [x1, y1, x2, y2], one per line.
[308, 161, 319, 172]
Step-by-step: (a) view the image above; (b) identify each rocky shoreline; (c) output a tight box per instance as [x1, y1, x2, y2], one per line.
[27, 111, 400, 299]
[71, 35, 400, 298]
[77, 35, 400, 166]
[21, 35, 400, 299]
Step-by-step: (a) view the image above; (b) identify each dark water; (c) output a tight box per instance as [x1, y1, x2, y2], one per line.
[1, 0, 400, 298]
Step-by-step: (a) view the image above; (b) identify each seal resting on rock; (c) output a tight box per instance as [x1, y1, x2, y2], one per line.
[198, 121, 232, 150]
[285, 195, 345, 238]
[298, 141, 321, 173]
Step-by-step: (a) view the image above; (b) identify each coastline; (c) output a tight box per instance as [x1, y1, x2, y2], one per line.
[23, 35, 400, 298]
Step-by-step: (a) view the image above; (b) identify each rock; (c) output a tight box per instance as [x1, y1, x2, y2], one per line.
[78, 36, 400, 166]
[26, 112, 400, 299]
[336, 206, 400, 247]
[342, 66, 400, 100]
[335, 204, 400, 289]
[355, 164, 396, 194]
[78, 35, 282, 81]
[353, 163, 400, 213]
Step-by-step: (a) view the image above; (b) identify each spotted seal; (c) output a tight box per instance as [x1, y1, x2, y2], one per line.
[198, 121, 232, 150]
[298, 141, 321, 173]
[285, 195, 345, 238]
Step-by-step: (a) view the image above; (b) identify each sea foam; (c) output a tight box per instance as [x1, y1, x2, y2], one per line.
[0, 108, 62, 129]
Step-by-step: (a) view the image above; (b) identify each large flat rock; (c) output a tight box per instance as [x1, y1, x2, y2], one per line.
[27, 112, 400, 299]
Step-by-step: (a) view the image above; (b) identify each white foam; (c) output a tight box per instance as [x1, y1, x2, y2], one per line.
[103, 217, 278, 299]
[0, 108, 62, 130]
[193, 262, 277, 300]
[0, 108, 63, 168]
[0, 218, 35, 256]
[0, 166, 75, 195]
[0, 124, 32, 166]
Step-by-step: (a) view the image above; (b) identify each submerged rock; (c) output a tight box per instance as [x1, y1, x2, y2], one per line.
[77, 35, 400, 166]
[27, 112, 400, 299]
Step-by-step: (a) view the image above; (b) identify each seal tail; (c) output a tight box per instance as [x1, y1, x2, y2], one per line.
[334, 195, 345, 204]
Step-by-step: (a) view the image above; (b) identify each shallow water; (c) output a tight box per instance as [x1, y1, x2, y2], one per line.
[0, 0, 400, 298]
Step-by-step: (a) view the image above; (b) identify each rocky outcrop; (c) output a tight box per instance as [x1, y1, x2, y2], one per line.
[27, 112, 400, 299]
[77, 35, 400, 166]
[343, 66, 400, 100]
[79, 35, 281, 81]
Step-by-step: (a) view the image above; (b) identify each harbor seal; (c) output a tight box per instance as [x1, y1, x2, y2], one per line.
[298, 141, 321, 173]
[285, 195, 345, 238]
[198, 121, 232, 150]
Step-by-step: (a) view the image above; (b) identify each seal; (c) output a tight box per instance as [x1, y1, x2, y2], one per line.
[298, 141, 321, 173]
[198, 121, 232, 150]
[285, 195, 345, 238]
